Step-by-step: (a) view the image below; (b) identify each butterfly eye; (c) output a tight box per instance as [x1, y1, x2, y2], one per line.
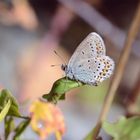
[61, 64, 67, 71]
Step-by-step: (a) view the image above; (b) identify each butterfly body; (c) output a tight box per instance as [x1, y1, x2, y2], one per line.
[62, 32, 115, 86]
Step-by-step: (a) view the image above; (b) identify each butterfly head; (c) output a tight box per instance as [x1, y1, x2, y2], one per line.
[61, 64, 67, 72]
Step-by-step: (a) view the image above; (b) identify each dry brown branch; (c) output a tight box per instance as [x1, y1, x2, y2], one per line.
[58, 0, 140, 57]
[85, 2, 140, 140]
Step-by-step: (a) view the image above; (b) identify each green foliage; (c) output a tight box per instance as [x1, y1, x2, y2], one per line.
[13, 119, 30, 140]
[84, 126, 100, 140]
[43, 77, 84, 103]
[0, 99, 11, 122]
[0, 89, 21, 121]
[0, 89, 30, 140]
[103, 116, 140, 140]
[5, 117, 15, 139]
[1, 84, 140, 140]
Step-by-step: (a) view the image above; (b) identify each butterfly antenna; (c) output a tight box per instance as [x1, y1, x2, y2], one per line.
[51, 64, 62, 67]
[53, 50, 67, 65]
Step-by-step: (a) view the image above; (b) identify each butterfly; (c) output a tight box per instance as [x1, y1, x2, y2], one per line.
[61, 32, 115, 86]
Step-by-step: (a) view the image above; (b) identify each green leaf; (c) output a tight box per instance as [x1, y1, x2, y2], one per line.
[103, 116, 140, 140]
[43, 77, 84, 103]
[0, 89, 21, 117]
[13, 119, 30, 140]
[5, 116, 15, 139]
[0, 99, 11, 122]
[84, 127, 98, 140]
[84, 124, 103, 140]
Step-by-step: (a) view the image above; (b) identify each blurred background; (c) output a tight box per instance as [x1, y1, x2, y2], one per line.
[0, 0, 140, 139]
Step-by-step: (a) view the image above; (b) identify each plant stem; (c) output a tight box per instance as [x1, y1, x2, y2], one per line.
[16, 116, 30, 120]
[85, 2, 140, 140]
[4, 116, 7, 140]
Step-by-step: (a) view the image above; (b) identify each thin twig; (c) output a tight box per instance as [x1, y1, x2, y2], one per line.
[85, 2, 140, 140]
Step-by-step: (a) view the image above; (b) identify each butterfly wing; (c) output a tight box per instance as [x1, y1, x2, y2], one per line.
[67, 56, 114, 85]
[68, 32, 106, 67]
